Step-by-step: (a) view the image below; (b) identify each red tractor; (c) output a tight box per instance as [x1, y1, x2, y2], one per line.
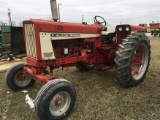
[149, 22, 160, 37]
[5, 1, 151, 120]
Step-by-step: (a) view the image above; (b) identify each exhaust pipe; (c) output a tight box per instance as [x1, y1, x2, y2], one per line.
[50, 0, 58, 21]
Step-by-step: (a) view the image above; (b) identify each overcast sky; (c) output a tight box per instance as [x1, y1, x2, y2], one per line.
[0, 0, 160, 27]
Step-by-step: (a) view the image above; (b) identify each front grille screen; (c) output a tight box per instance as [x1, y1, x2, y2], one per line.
[24, 24, 37, 58]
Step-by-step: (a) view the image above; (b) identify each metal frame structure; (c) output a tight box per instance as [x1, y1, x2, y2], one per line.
[0, 25, 25, 59]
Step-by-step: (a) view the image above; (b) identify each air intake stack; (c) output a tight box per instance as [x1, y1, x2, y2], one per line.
[50, 0, 58, 21]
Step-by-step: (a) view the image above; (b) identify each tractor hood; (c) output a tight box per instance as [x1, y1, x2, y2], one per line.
[23, 20, 102, 34]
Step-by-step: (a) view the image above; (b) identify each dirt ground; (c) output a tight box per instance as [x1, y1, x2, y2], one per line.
[0, 57, 26, 72]
[0, 36, 160, 120]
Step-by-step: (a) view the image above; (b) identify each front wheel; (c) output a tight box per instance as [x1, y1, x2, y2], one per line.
[35, 79, 76, 120]
[5, 62, 35, 91]
[114, 33, 151, 87]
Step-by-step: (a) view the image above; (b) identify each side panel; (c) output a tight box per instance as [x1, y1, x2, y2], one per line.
[11, 27, 25, 54]
[39, 32, 99, 60]
[1, 26, 11, 44]
[1, 26, 11, 32]
[1, 32, 11, 44]
[39, 32, 55, 60]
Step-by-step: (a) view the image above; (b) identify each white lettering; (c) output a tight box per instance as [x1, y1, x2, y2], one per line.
[51, 33, 80, 38]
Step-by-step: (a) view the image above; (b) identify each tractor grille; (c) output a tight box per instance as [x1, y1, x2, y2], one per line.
[24, 24, 37, 58]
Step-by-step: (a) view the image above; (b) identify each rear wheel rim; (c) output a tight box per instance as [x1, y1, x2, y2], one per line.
[49, 91, 71, 116]
[131, 43, 149, 80]
[14, 71, 31, 87]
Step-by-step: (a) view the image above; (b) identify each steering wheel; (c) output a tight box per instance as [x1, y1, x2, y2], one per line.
[94, 16, 107, 26]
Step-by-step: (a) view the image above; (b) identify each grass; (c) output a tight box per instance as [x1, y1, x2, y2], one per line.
[0, 36, 160, 120]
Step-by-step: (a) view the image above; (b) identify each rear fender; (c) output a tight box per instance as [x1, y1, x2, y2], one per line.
[116, 24, 145, 45]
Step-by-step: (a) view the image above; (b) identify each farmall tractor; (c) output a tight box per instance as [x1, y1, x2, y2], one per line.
[5, 0, 151, 120]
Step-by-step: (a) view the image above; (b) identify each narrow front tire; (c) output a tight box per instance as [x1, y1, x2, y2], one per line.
[35, 79, 76, 120]
[5, 62, 35, 91]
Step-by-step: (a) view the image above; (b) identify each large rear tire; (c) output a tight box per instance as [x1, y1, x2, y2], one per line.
[35, 79, 76, 120]
[5, 62, 35, 91]
[114, 33, 151, 87]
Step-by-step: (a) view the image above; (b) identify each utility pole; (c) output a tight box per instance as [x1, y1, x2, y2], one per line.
[58, 3, 62, 21]
[8, 9, 12, 26]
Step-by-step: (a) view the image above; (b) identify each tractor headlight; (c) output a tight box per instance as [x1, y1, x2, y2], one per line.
[126, 26, 130, 31]
[118, 27, 122, 31]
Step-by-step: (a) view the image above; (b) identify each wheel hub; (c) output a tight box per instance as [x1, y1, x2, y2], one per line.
[131, 43, 149, 80]
[16, 71, 25, 80]
[15, 71, 32, 87]
[54, 97, 63, 107]
[132, 52, 143, 76]
[49, 91, 71, 116]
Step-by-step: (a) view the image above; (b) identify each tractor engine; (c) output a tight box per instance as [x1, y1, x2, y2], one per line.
[23, 19, 115, 74]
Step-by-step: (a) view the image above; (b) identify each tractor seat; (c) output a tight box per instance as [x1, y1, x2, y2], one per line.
[101, 31, 116, 44]
[102, 31, 109, 35]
